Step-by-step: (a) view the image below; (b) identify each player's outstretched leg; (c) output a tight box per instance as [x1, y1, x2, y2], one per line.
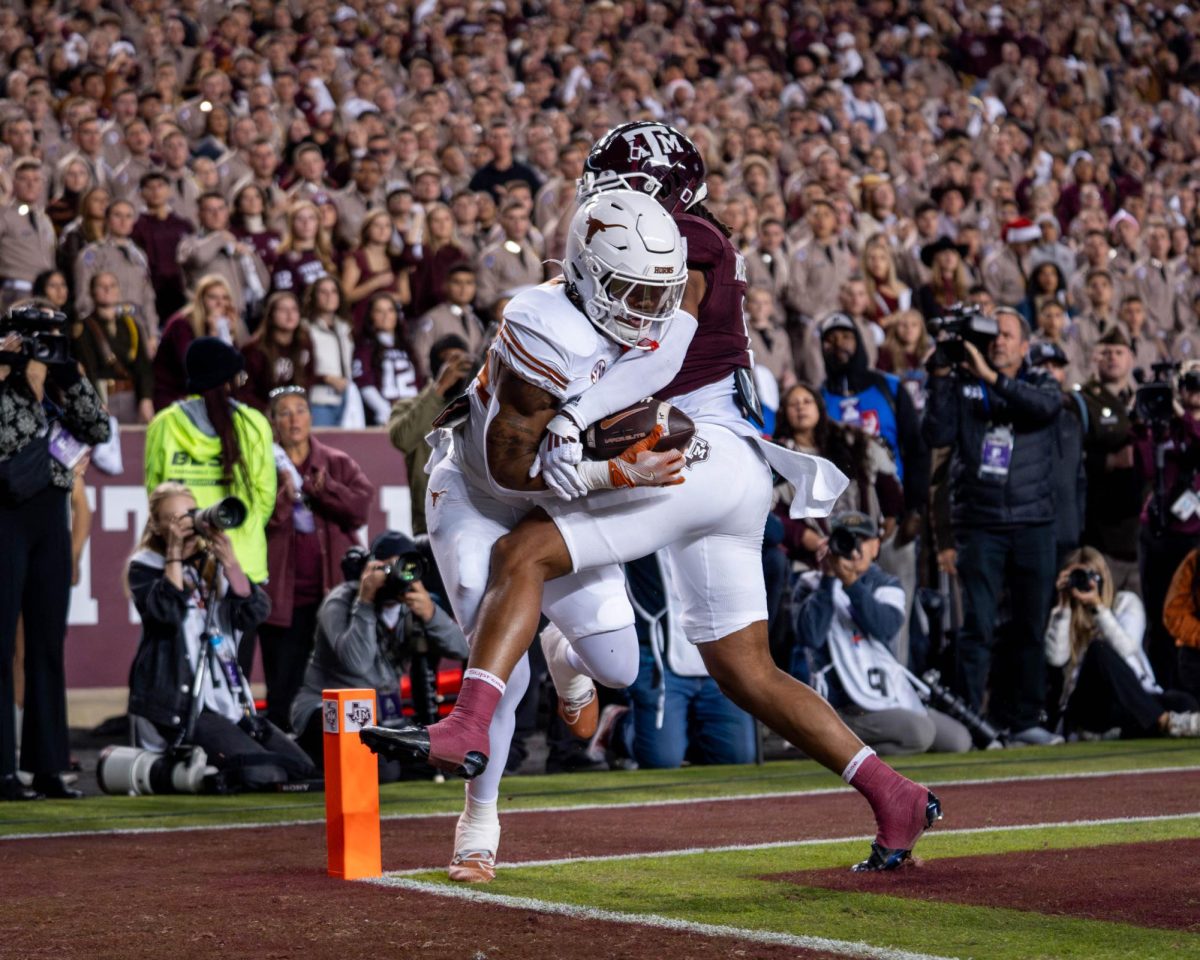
[363, 513, 575, 777]
[698, 622, 942, 870]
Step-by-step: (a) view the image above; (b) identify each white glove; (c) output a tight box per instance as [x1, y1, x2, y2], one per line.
[528, 408, 587, 500]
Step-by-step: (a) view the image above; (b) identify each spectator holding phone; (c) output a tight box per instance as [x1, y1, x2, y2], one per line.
[1046, 548, 1200, 740]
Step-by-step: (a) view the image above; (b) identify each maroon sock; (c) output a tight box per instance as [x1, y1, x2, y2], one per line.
[848, 753, 930, 850]
[428, 669, 504, 768]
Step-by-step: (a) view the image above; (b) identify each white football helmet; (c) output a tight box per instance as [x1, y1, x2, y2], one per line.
[564, 190, 688, 349]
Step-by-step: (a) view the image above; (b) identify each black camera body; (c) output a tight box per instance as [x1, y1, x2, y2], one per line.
[1067, 568, 1103, 594]
[342, 545, 427, 603]
[0, 305, 72, 366]
[828, 526, 863, 559]
[1134, 360, 1182, 425]
[927, 303, 999, 366]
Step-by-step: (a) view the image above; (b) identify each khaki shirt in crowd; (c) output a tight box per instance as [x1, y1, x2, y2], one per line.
[110, 155, 155, 205]
[162, 168, 200, 226]
[785, 236, 855, 321]
[74, 238, 160, 333]
[745, 248, 791, 314]
[333, 186, 386, 249]
[1130, 257, 1177, 333]
[982, 246, 1029, 307]
[1073, 310, 1119, 352]
[177, 230, 270, 308]
[410, 302, 490, 379]
[0, 201, 56, 287]
[748, 323, 796, 388]
[473, 238, 545, 312]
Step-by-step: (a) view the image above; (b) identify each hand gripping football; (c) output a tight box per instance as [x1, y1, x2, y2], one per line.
[582, 399, 695, 459]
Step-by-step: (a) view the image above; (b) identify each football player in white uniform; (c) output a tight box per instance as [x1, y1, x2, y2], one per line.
[365, 190, 696, 881]
[365, 132, 943, 877]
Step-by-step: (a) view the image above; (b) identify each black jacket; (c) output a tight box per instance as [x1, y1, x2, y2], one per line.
[822, 324, 930, 513]
[127, 553, 270, 732]
[922, 363, 1062, 528]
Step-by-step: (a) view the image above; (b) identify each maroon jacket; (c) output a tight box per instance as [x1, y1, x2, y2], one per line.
[264, 436, 374, 627]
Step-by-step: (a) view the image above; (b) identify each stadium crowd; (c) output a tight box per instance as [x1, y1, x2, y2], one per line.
[3, 0, 1200, 795]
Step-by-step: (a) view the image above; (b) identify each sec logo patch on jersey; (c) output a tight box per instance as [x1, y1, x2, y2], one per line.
[591, 359, 607, 383]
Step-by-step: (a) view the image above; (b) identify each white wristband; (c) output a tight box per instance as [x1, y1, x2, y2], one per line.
[574, 460, 615, 491]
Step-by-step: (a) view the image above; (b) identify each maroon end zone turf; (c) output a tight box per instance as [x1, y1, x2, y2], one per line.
[770, 838, 1200, 932]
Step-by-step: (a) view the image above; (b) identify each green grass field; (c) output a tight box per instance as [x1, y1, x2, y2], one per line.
[394, 816, 1200, 960]
[1, 738, 1197, 837]
[7, 739, 1200, 959]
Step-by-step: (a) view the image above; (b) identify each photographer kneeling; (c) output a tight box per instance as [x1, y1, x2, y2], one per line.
[796, 512, 972, 755]
[1047, 548, 1200, 739]
[125, 482, 316, 792]
[291, 532, 468, 780]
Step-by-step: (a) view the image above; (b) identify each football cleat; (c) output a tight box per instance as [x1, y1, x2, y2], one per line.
[358, 724, 488, 780]
[448, 850, 496, 883]
[851, 791, 942, 872]
[557, 687, 600, 740]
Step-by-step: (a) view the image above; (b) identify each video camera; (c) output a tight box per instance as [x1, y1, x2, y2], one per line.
[0, 304, 72, 366]
[1134, 361, 1182, 425]
[342, 545, 427, 603]
[187, 496, 247, 537]
[927, 302, 999, 366]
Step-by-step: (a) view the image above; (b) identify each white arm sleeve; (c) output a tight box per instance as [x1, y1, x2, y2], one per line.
[566, 310, 698, 427]
[1096, 592, 1147, 660]
[1044, 606, 1071, 667]
[360, 385, 391, 423]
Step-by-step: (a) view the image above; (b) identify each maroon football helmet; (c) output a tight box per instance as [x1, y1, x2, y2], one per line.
[580, 121, 708, 214]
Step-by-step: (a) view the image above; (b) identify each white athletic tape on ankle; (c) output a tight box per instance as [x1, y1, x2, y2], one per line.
[841, 746, 876, 784]
[463, 668, 506, 695]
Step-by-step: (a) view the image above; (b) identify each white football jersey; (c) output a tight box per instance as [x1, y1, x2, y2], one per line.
[457, 282, 623, 501]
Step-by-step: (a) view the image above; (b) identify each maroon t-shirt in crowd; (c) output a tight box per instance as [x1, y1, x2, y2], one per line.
[270, 249, 329, 302]
[656, 211, 751, 400]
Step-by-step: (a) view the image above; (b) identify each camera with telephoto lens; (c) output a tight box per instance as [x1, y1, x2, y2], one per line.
[1133, 361, 1181, 425]
[920, 669, 1003, 749]
[96, 744, 215, 796]
[1067, 568, 1103, 593]
[187, 496, 248, 537]
[0, 304, 72, 365]
[828, 526, 864, 559]
[341, 545, 427, 603]
[927, 302, 999, 366]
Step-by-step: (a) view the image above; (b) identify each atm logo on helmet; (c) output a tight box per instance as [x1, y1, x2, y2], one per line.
[623, 126, 682, 162]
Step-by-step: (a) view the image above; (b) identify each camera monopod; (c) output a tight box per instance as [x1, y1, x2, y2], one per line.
[899, 665, 1004, 750]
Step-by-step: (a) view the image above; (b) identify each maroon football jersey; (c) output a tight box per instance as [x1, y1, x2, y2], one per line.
[657, 211, 751, 399]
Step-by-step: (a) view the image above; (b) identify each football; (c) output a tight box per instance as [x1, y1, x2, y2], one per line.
[581, 399, 695, 459]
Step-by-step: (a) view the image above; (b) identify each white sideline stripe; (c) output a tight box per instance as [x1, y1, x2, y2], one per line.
[3, 763, 1198, 842]
[381, 810, 1200, 877]
[373, 877, 961, 960]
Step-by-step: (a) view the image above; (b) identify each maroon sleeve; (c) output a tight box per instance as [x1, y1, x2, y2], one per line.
[305, 446, 375, 531]
[351, 339, 376, 390]
[238, 343, 270, 411]
[676, 213, 726, 270]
